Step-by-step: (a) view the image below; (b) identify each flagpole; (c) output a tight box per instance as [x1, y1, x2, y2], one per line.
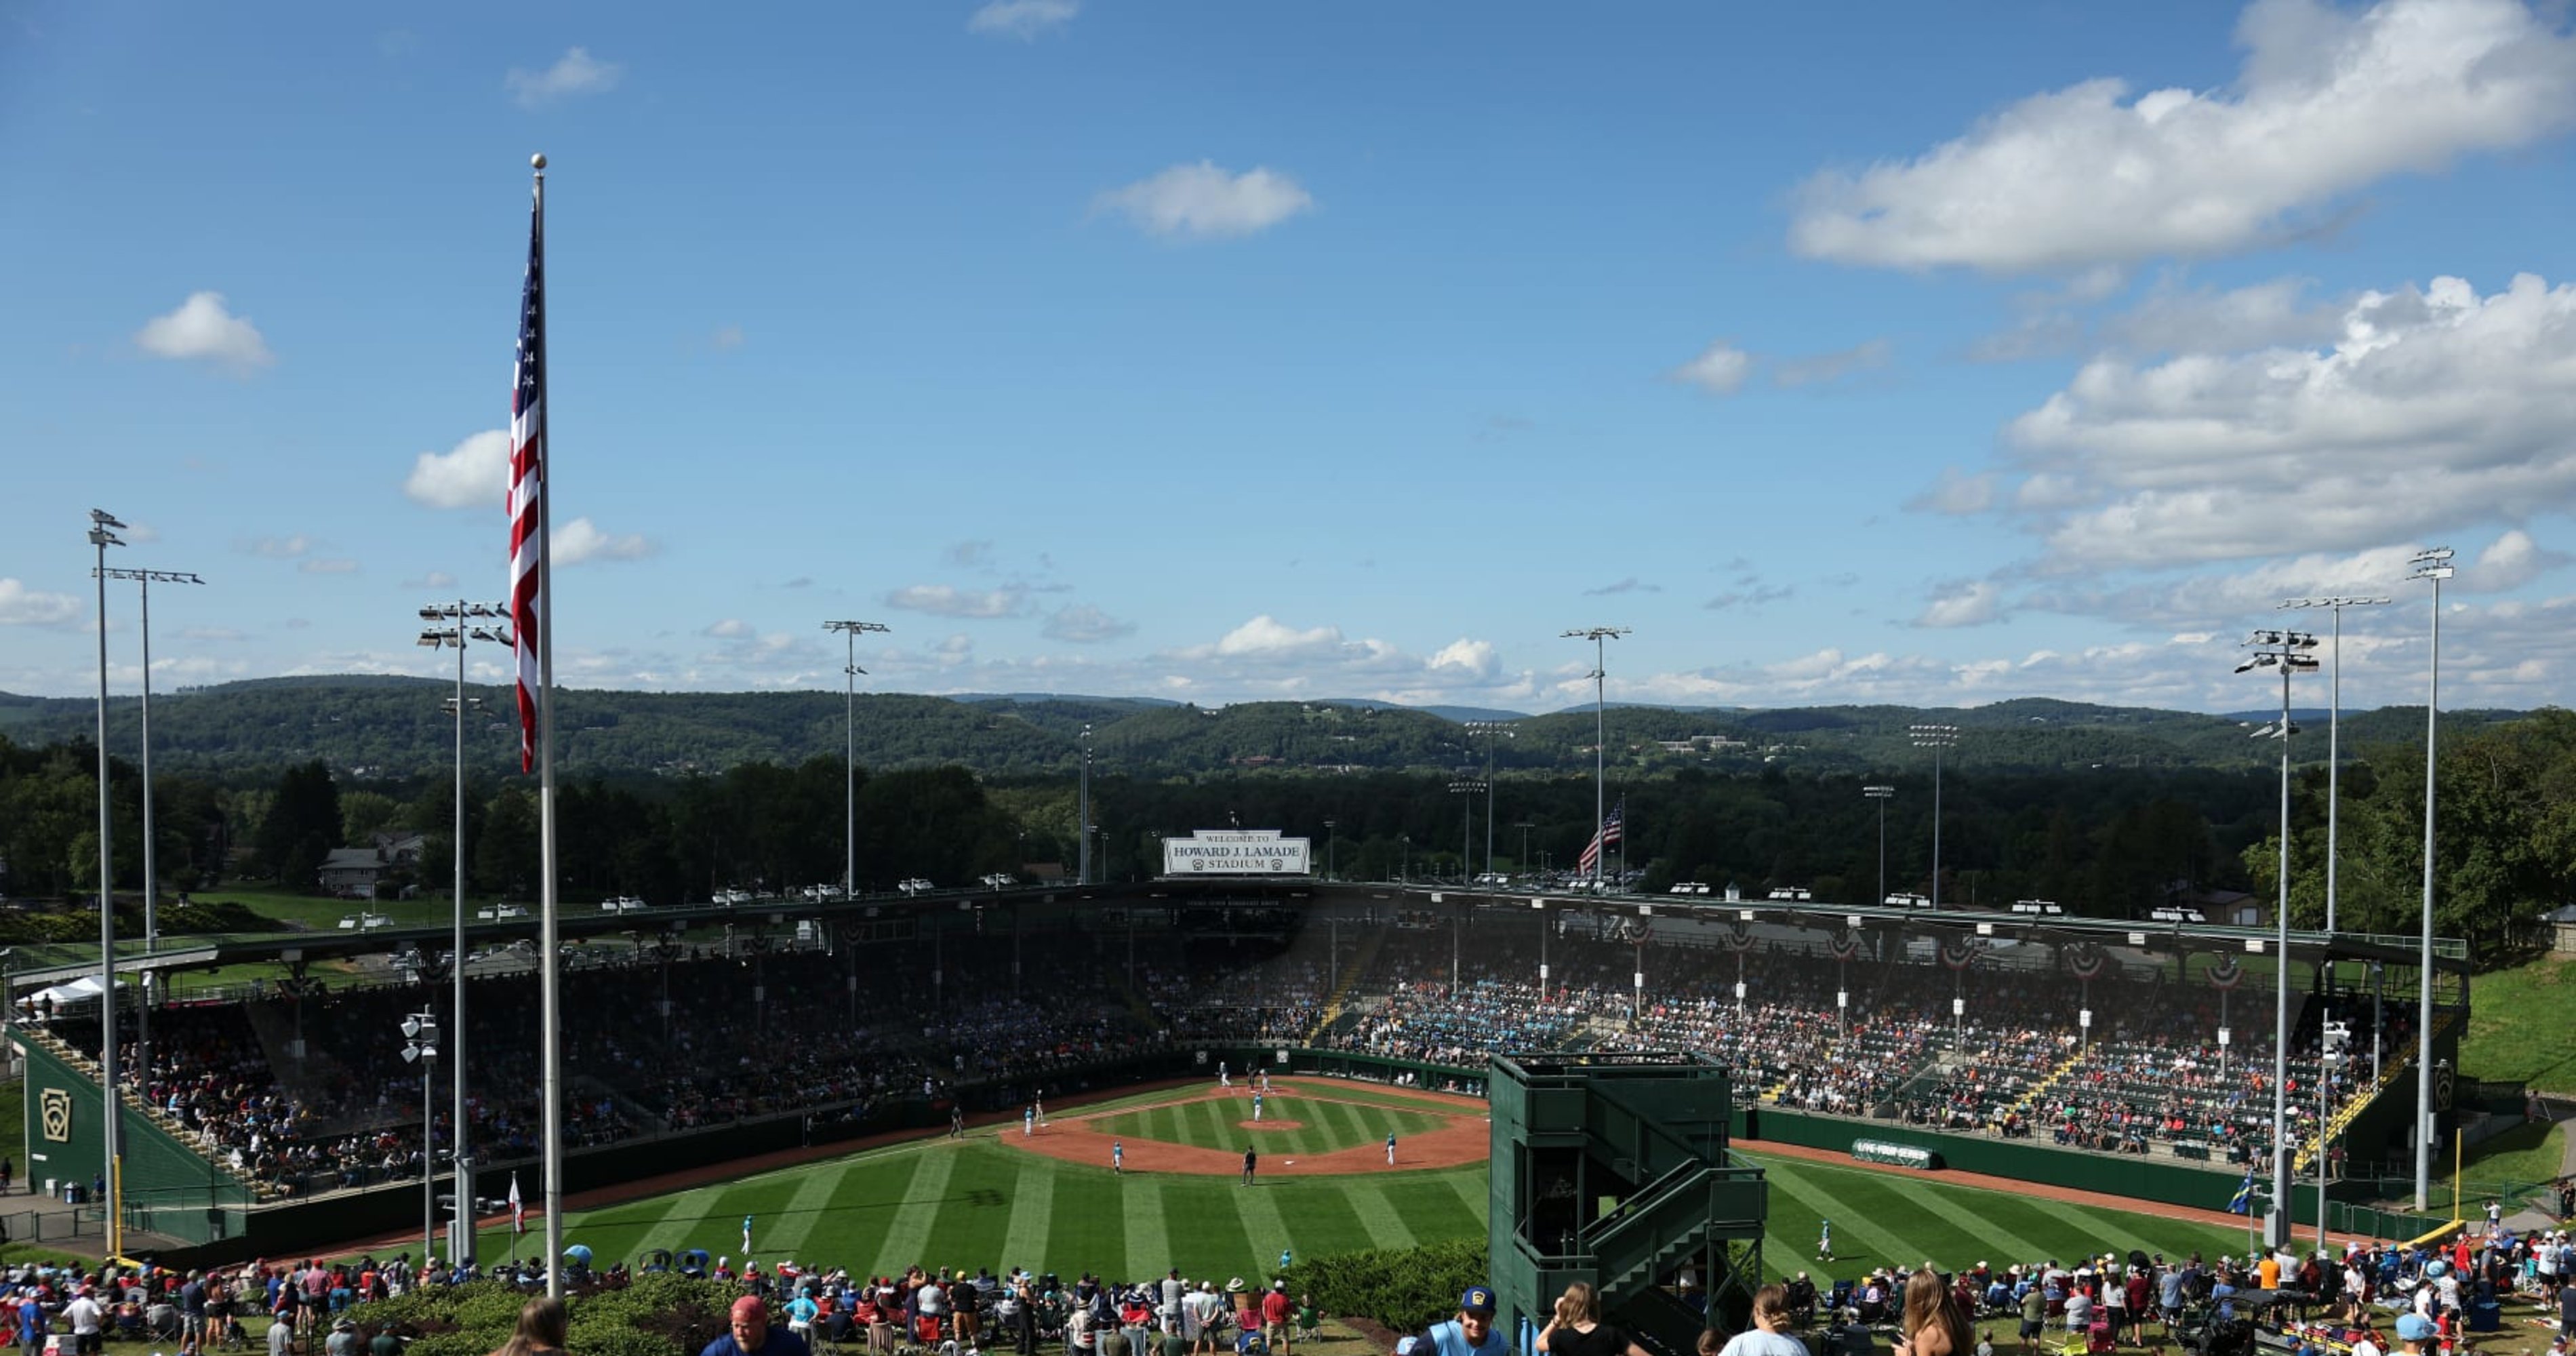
[527, 151, 566, 1301]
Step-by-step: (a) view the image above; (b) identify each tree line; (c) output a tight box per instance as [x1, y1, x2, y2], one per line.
[2, 708, 2564, 966]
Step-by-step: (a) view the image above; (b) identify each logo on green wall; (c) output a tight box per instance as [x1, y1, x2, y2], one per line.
[37, 1088, 71, 1143]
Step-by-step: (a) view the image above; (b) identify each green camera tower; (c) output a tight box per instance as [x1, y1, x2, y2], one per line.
[1487, 1054, 1768, 1356]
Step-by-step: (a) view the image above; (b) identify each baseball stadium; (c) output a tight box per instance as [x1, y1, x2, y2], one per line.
[3, 848, 2511, 1356]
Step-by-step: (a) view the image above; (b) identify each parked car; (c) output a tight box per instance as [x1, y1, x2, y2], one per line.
[338, 913, 395, 930]
[978, 872, 1017, 889]
[476, 902, 530, 921]
[897, 878, 934, 896]
[599, 896, 646, 913]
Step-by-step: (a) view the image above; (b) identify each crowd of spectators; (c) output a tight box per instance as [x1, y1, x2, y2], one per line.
[33, 913, 2413, 1199]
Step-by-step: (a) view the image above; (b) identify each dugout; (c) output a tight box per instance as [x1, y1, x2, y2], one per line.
[1488, 1053, 1766, 1356]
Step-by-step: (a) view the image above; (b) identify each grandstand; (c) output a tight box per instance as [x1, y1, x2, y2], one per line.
[6, 877, 2470, 1262]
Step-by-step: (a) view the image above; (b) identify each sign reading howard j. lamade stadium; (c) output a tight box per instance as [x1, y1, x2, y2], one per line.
[1160, 829, 1312, 875]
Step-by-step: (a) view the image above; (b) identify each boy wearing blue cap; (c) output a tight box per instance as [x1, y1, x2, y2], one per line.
[1421, 1287, 1508, 1356]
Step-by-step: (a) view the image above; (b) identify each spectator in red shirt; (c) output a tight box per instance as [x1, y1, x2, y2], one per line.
[1260, 1283, 1293, 1356]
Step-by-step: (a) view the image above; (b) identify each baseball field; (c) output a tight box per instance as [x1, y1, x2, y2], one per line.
[446, 1078, 2266, 1287]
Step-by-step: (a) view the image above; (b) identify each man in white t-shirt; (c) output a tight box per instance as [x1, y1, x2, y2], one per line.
[62, 1290, 102, 1356]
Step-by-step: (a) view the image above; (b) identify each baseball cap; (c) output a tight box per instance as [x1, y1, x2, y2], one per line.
[2395, 1315, 2436, 1343]
[1460, 1287, 1496, 1315]
[732, 1297, 769, 1321]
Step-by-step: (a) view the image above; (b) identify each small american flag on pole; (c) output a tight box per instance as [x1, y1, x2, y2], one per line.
[508, 186, 546, 774]
[1576, 805, 1624, 874]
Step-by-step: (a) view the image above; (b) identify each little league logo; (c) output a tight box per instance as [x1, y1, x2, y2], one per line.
[38, 1088, 72, 1142]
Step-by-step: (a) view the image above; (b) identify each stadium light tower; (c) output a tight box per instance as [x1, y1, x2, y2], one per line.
[824, 620, 891, 899]
[98, 564, 203, 1117]
[1078, 723, 1094, 886]
[2238, 626, 2318, 1248]
[1563, 627, 1631, 891]
[2280, 596, 2389, 936]
[1447, 780, 1485, 887]
[400, 1012, 441, 1262]
[84, 509, 126, 1262]
[2407, 547, 2453, 1210]
[1464, 721, 1514, 879]
[1908, 725, 1960, 907]
[1863, 784, 1895, 906]
[419, 599, 508, 1258]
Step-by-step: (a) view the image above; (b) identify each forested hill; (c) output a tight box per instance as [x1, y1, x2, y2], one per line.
[0, 677, 2521, 784]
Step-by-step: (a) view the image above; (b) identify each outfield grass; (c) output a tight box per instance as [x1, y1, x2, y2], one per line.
[2455, 1119, 2566, 1197]
[2462, 955, 2576, 1094]
[451, 1104, 2269, 1290]
[1093, 1094, 1449, 1157]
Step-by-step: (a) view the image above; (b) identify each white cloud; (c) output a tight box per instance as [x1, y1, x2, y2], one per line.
[135, 292, 273, 372]
[552, 517, 656, 565]
[403, 571, 459, 591]
[2006, 273, 2576, 571]
[1906, 468, 1995, 515]
[1043, 604, 1134, 643]
[1774, 338, 1893, 388]
[0, 579, 80, 626]
[2101, 277, 2346, 354]
[885, 584, 1027, 618]
[710, 325, 745, 350]
[2467, 529, 2567, 593]
[1203, 615, 1342, 659]
[1095, 161, 1314, 239]
[1670, 341, 1752, 395]
[248, 535, 313, 559]
[1915, 580, 2005, 629]
[968, 0, 1077, 39]
[704, 618, 754, 639]
[2021, 544, 2426, 626]
[506, 47, 622, 108]
[298, 558, 361, 575]
[403, 430, 512, 510]
[1428, 639, 1500, 677]
[1790, 0, 2576, 273]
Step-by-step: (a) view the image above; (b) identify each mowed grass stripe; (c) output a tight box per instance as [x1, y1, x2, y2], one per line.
[767, 1158, 859, 1258]
[1232, 1174, 1295, 1274]
[1161, 1178, 1256, 1283]
[1338, 1178, 1418, 1251]
[1043, 1168, 1129, 1281]
[1120, 1173, 1171, 1279]
[999, 1155, 1056, 1277]
[1874, 1174, 2052, 1269]
[921, 1149, 1019, 1277]
[866, 1145, 955, 1275]
[1270, 1185, 1380, 1263]
[1764, 1165, 1937, 1273]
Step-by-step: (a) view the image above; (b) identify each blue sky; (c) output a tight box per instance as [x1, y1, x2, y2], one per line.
[5, 0, 2575, 713]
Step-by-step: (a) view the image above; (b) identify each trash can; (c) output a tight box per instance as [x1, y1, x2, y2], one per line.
[2468, 1300, 2500, 1333]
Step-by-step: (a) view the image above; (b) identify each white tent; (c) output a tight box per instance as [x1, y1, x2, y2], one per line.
[26, 974, 129, 1010]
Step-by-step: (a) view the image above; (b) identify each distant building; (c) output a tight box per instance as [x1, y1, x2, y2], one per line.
[315, 833, 425, 898]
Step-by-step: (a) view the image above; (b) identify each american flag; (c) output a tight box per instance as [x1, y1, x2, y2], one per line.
[1576, 804, 1624, 874]
[507, 186, 546, 774]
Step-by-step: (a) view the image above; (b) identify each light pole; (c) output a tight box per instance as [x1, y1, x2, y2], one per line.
[1515, 822, 1534, 881]
[98, 565, 203, 1117]
[2238, 626, 2318, 1248]
[401, 1012, 441, 1262]
[824, 620, 891, 900]
[1464, 721, 1515, 880]
[2280, 597, 2390, 936]
[1323, 820, 1336, 882]
[1398, 834, 1409, 884]
[85, 509, 126, 1260]
[1909, 726, 1959, 908]
[1863, 784, 1894, 906]
[1448, 781, 1485, 886]
[418, 600, 506, 1260]
[1562, 627, 1631, 891]
[1078, 723, 1093, 886]
[2408, 547, 2453, 1210]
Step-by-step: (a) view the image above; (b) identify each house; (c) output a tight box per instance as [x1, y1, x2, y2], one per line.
[2544, 904, 2576, 955]
[316, 833, 427, 898]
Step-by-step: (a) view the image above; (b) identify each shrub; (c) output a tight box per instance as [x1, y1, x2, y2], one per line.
[1284, 1236, 1489, 1334]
